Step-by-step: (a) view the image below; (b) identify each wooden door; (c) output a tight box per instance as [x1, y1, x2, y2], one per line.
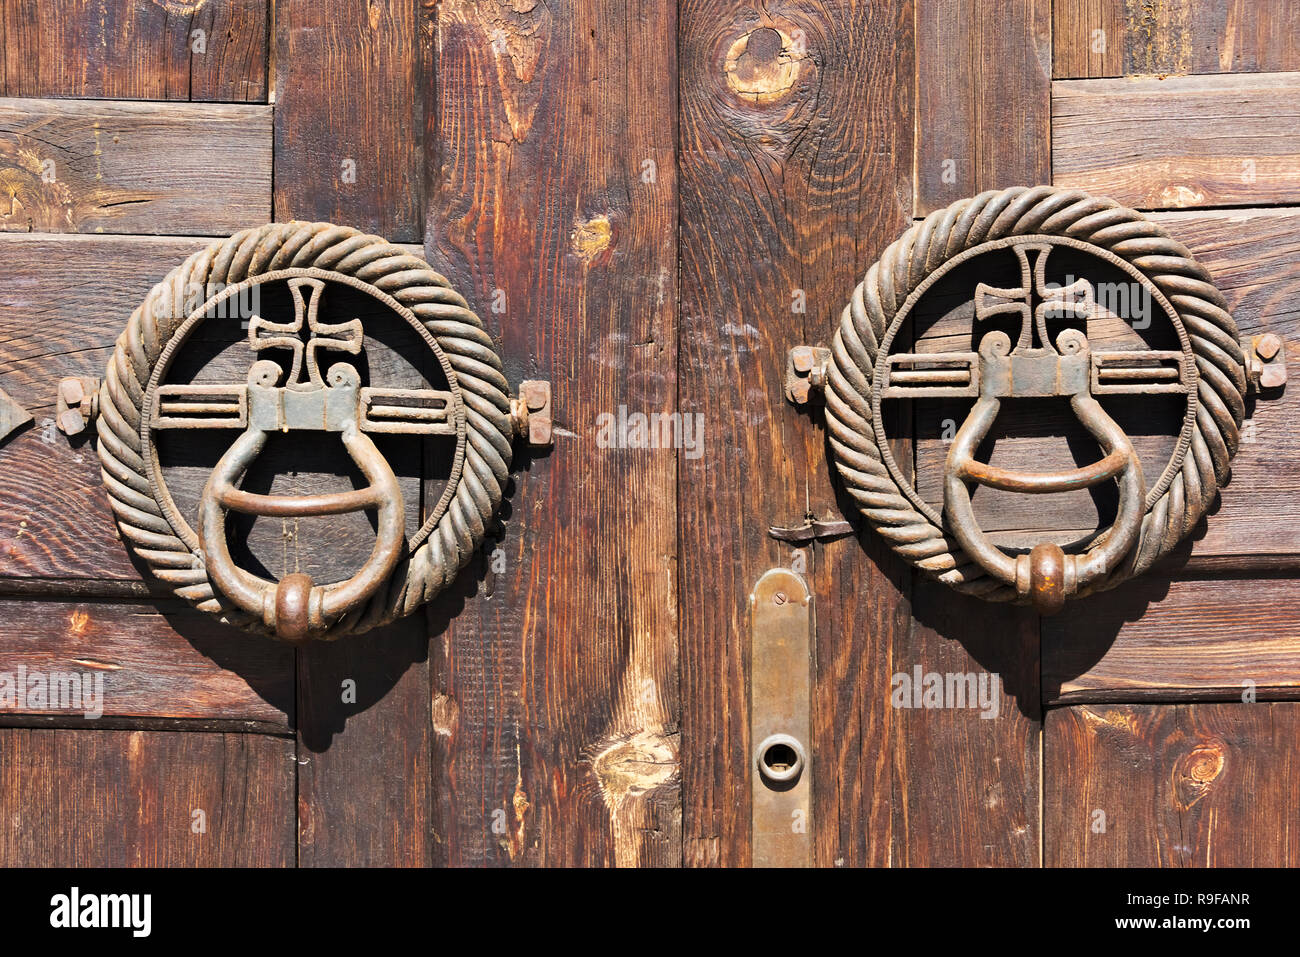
[0, 0, 1296, 868]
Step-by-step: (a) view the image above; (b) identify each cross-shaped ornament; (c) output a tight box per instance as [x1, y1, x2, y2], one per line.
[973, 243, 1097, 354]
[247, 277, 364, 388]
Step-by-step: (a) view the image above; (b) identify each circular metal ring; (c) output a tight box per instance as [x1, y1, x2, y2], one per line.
[755, 732, 807, 785]
[824, 186, 1247, 603]
[96, 221, 515, 640]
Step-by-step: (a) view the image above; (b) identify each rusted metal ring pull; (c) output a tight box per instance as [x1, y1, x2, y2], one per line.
[786, 187, 1285, 613]
[95, 222, 552, 641]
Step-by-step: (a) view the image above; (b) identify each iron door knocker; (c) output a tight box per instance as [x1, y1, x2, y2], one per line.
[786, 186, 1286, 613]
[89, 222, 550, 641]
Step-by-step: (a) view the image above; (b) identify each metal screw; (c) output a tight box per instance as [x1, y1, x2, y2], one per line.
[773, 591, 787, 605]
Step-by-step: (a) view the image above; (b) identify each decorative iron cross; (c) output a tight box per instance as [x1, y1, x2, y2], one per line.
[249, 277, 364, 388]
[150, 276, 458, 435]
[973, 243, 1097, 354]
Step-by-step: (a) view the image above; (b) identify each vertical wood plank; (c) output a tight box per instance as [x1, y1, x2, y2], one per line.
[1045, 702, 1300, 866]
[427, 0, 679, 866]
[679, 0, 913, 867]
[891, 583, 1041, 866]
[0, 728, 295, 866]
[296, 617, 433, 867]
[915, 0, 1051, 215]
[1052, 0, 1124, 78]
[273, 0, 423, 241]
[0, 0, 268, 101]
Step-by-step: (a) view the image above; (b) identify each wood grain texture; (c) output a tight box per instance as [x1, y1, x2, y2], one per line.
[1052, 0, 1124, 79]
[1045, 702, 1300, 866]
[1053, 72, 1300, 209]
[1044, 576, 1300, 704]
[0, 0, 268, 102]
[428, 0, 680, 867]
[0, 727, 295, 865]
[1054, 0, 1300, 79]
[0, 234, 424, 586]
[297, 616, 432, 866]
[273, 0, 423, 242]
[0, 97, 271, 234]
[0, 597, 293, 726]
[891, 581, 1040, 866]
[915, 0, 1051, 216]
[679, 0, 913, 867]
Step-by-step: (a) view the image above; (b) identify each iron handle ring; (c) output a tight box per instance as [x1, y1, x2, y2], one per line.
[943, 393, 1147, 615]
[198, 424, 405, 642]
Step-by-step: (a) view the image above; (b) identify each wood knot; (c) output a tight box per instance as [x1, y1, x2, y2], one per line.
[724, 26, 806, 104]
[571, 215, 613, 264]
[592, 729, 678, 806]
[1172, 739, 1226, 810]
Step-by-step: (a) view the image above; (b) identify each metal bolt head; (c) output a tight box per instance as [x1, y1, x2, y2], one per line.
[57, 407, 87, 437]
[1261, 361, 1287, 390]
[791, 346, 815, 373]
[59, 378, 85, 406]
[1255, 333, 1282, 362]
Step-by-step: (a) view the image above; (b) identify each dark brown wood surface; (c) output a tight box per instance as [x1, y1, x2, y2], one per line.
[0, 97, 271, 234]
[1045, 702, 1300, 866]
[1045, 576, 1300, 704]
[273, 0, 424, 242]
[0, 727, 295, 865]
[0, 0, 1299, 871]
[915, 0, 1051, 216]
[1053, 73, 1300, 209]
[427, 0, 679, 867]
[1054, 0, 1300, 79]
[0, 0, 268, 102]
[0, 597, 292, 727]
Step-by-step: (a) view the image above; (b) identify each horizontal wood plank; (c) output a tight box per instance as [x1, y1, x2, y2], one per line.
[0, 97, 271, 234]
[1044, 576, 1300, 704]
[0, 0, 268, 102]
[1045, 702, 1300, 866]
[0, 727, 294, 865]
[1054, 0, 1300, 79]
[1052, 72, 1300, 209]
[0, 597, 293, 727]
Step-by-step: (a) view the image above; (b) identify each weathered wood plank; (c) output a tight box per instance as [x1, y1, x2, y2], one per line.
[1052, 73, 1300, 209]
[891, 582, 1040, 865]
[1045, 702, 1300, 866]
[0, 597, 293, 726]
[297, 616, 432, 866]
[273, 0, 423, 242]
[915, 0, 1051, 216]
[1054, 0, 1300, 79]
[679, 0, 913, 867]
[1044, 576, 1300, 704]
[0, 0, 268, 102]
[0, 234, 425, 586]
[428, 0, 679, 867]
[0, 97, 272, 234]
[0, 727, 295, 865]
[1052, 0, 1124, 79]
[909, 208, 1300, 558]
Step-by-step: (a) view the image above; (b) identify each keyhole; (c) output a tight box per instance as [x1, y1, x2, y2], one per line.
[755, 733, 806, 787]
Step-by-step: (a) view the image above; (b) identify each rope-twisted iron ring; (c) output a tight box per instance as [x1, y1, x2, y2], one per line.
[96, 221, 514, 638]
[824, 186, 1247, 602]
